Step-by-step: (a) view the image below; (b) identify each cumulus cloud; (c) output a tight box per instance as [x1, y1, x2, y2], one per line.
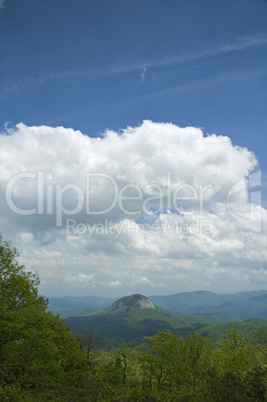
[0, 121, 266, 296]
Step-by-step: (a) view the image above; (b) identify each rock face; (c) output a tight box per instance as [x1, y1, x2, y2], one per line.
[112, 294, 156, 310]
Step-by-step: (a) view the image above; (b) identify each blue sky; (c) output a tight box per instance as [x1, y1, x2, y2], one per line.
[0, 0, 267, 296]
[1, 0, 267, 148]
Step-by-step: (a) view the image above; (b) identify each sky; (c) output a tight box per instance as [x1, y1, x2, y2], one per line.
[0, 0, 267, 297]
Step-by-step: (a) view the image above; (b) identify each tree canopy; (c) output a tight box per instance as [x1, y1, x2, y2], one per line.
[0, 234, 89, 400]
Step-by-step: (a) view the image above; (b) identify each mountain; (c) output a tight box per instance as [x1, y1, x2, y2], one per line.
[47, 290, 267, 320]
[65, 294, 236, 346]
[149, 290, 267, 319]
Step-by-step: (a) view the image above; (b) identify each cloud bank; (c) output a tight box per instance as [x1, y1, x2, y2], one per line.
[0, 121, 266, 296]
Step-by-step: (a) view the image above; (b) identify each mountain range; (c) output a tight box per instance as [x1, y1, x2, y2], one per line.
[48, 289, 267, 320]
[47, 290, 267, 346]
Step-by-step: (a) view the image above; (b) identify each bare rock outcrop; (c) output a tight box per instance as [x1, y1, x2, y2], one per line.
[111, 293, 156, 310]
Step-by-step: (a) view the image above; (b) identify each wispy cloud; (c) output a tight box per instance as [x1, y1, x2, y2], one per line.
[140, 66, 147, 82]
[0, 0, 5, 9]
[1, 34, 267, 100]
[141, 34, 267, 71]
[44, 33, 267, 79]
[92, 34, 267, 77]
[0, 68, 101, 100]
[133, 65, 267, 103]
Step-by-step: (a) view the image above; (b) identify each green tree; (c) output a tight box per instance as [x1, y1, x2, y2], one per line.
[206, 330, 267, 401]
[92, 340, 141, 400]
[0, 235, 89, 399]
[139, 330, 214, 400]
[82, 326, 101, 372]
[217, 330, 262, 377]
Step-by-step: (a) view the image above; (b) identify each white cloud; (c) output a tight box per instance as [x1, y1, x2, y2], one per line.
[63, 273, 95, 285]
[104, 280, 122, 287]
[140, 66, 147, 81]
[0, 0, 5, 9]
[0, 121, 266, 296]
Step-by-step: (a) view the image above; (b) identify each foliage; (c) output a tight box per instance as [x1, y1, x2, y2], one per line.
[198, 319, 267, 344]
[0, 235, 89, 399]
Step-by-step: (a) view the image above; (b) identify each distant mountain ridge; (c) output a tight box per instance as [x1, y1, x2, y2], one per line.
[48, 290, 267, 320]
[48, 295, 116, 310]
[149, 290, 267, 319]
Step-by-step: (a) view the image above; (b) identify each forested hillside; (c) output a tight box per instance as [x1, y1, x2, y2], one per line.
[65, 295, 236, 346]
